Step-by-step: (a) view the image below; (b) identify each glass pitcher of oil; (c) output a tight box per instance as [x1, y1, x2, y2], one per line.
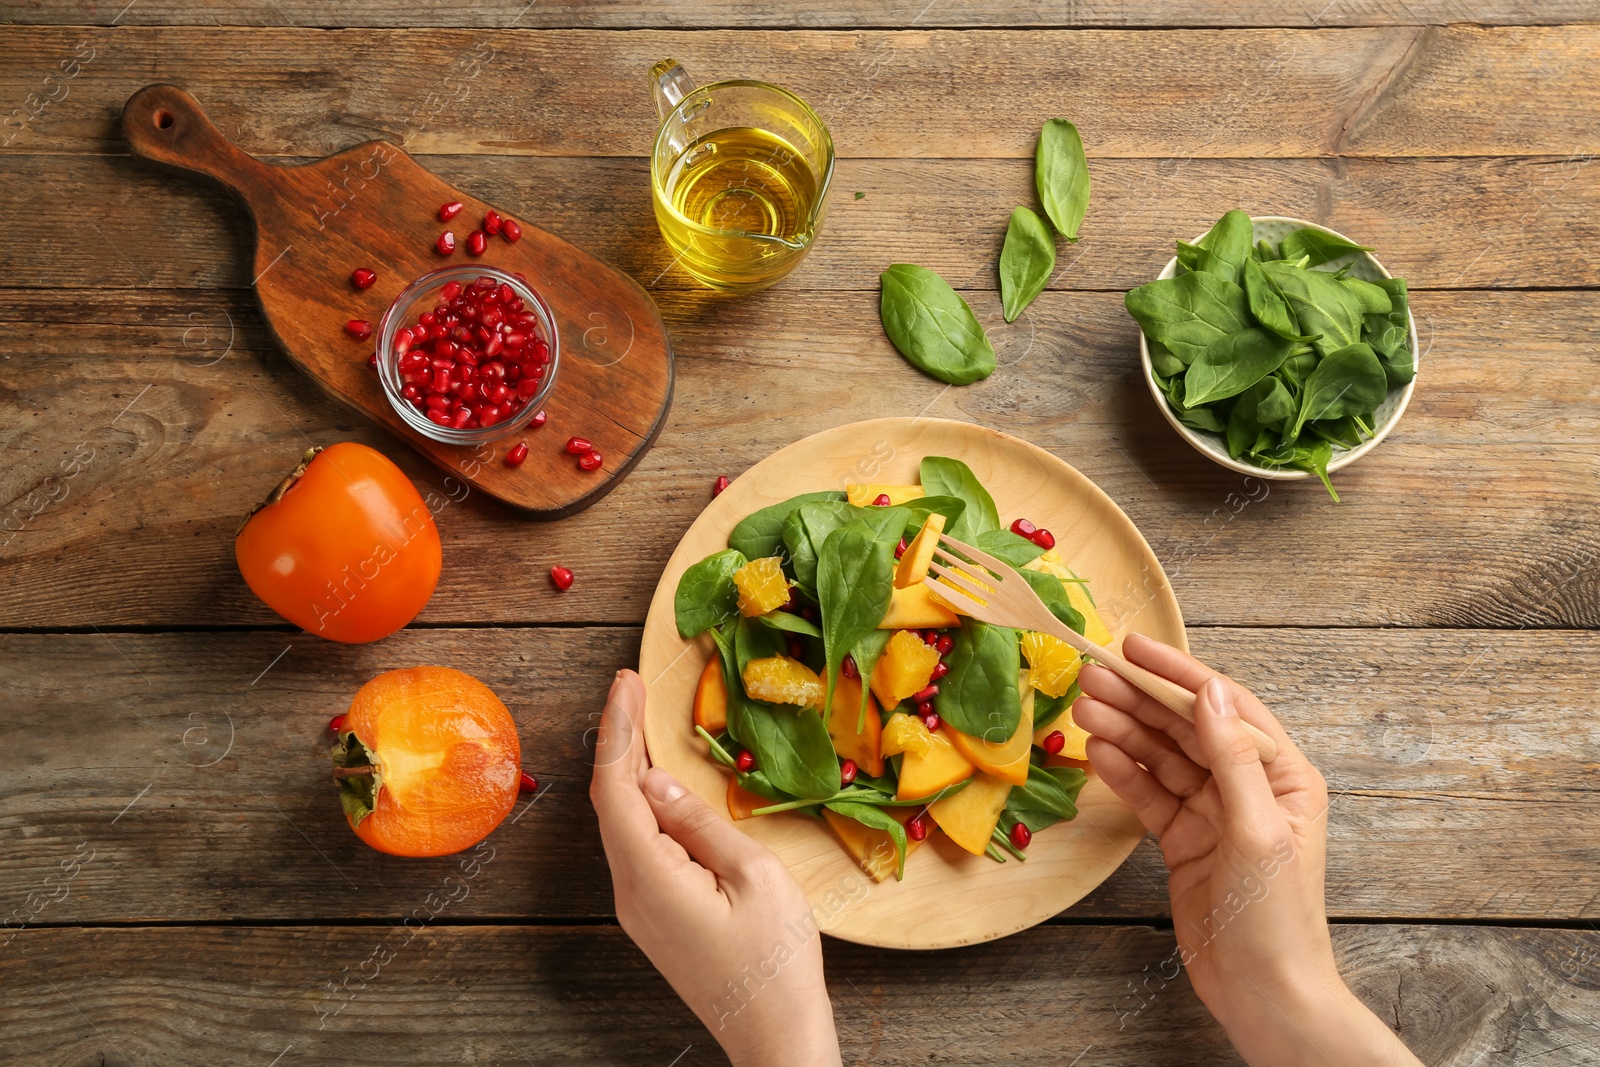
[649, 59, 834, 293]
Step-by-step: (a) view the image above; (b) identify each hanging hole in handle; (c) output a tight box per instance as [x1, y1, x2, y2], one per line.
[155, 110, 174, 129]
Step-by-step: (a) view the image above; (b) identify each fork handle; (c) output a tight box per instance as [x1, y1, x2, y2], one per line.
[1045, 623, 1279, 762]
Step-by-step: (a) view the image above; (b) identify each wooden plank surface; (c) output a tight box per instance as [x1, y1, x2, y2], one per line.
[8, 153, 1599, 291]
[5, 27, 1600, 159]
[1, 923, 1594, 1065]
[2, 288, 1596, 630]
[8, 0, 1600, 28]
[1, 628, 1594, 924]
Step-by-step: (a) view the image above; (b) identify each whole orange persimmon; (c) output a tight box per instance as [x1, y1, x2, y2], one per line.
[235, 443, 441, 643]
[332, 666, 522, 857]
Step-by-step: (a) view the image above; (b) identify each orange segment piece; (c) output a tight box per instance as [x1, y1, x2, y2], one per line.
[733, 556, 791, 617]
[693, 654, 729, 733]
[826, 672, 884, 777]
[823, 806, 926, 882]
[869, 630, 942, 709]
[1021, 631, 1082, 698]
[883, 713, 974, 800]
[742, 655, 824, 709]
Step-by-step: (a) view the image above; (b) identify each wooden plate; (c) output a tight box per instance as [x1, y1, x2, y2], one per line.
[639, 418, 1186, 950]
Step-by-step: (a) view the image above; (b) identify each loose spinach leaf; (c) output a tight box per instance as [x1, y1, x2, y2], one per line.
[1261, 261, 1364, 357]
[1175, 240, 1203, 273]
[1288, 342, 1387, 441]
[783, 510, 820, 592]
[1031, 682, 1079, 731]
[1341, 277, 1393, 315]
[1035, 118, 1090, 241]
[824, 801, 909, 880]
[1015, 566, 1086, 635]
[938, 620, 1022, 742]
[674, 548, 748, 638]
[817, 521, 897, 717]
[919, 456, 1000, 539]
[729, 491, 844, 560]
[756, 610, 823, 638]
[1003, 764, 1087, 832]
[1182, 328, 1297, 407]
[1148, 339, 1186, 378]
[999, 206, 1055, 322]
[1225, 376, 1281, 461]
[1243, 257, 1316, 342]
[851, 628, 894, 728]
[731, 620, 840, 800]
[1253, 238, 1278, 262]
[1260, 439, 1340, 501]
[801, 501, 909, 555]
[880, 264, 996, 386]
[1194, 209, 1253, 286]
[1125, 270, 1252, 365]
[903, 496, 968, 540]
[1279, 227, 1373, 267]
[1159, 372, 1230, 432]
[1255, 376, 1296, 426]
[1277, 349, 1319, 392]
[1366, 277, 1415, 386]
[974, 528, 1046, 568]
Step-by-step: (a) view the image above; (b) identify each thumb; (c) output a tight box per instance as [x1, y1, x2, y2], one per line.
[1194, 676, 1279, 828]
[642, 766, 775, 883]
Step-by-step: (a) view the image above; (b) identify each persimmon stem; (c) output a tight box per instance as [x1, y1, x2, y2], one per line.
[332, 765, 374, 779]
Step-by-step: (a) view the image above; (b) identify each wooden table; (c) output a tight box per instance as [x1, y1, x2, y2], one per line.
[2, 4, 1598, 1064]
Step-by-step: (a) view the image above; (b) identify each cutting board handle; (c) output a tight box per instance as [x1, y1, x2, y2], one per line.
[122, 84, 279, 193]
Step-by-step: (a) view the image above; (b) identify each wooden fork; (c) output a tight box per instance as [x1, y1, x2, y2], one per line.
[923, 534, 1279, 763]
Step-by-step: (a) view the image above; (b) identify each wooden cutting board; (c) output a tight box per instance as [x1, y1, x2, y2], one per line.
[121, 84, 673, 517]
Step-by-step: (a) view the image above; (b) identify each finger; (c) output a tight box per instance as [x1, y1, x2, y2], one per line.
[1121, 635, 1295, 750]
[643, 766, 776, 883]
[1085, 736, 1181, 839]
[1079, 664, 1205, 764]
[589, 671, 663, 869]
[1192, 676, 1280, 833]
[1073, 697, 1209, 798]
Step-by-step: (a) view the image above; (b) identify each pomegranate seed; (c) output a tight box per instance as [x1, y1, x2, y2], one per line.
[713, 475, 730, 497]
[467, 229, 488, 256]
[549, 565, 574, 590]
[934, 635, 953, 655]
[505, 441, 529, 467]
[922, 713, 941, 732]
[841, 655, 858, 680]
[1009, 822, 1032, 850]
[912, 684, 939, 703]
[799, 605, 817, 621]
[350, 267, 376, 289]
[532, 409, 547, 427]
[328, 714, 346, 733]
[906, 815, 928, 842]
[840, 759, 858, 785]
[441, 280, 462, 301]
[519, 771, 538, 793]
[872, 493, 891, 506]
[578, 450, 603, 471]
[1010, 517, 1037, 537]
[735, 750, 756, 773]
[786, 637, 805, 660]
[438, 201, 464, 221]
[894, 537, 907, 559]
[565, 436, 592, 455]
[1042, 730, 1067, 756]
[483, 210, 502, 235]
[922, 629, 940, 645]
[368, 352, 378, 368]
[1031, 528, 1056, 550]
[345, 319, 373, 340]
[916, 701, 934, 718]
[501, 219, 522, 242]
[930, 661, 950, 680]
[436, 231, 456, 255]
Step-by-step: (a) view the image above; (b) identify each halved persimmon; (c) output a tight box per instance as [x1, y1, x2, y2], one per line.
[332, 666, 521, 857]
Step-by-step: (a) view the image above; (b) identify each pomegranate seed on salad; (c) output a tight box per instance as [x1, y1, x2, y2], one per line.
[1042, 730, 1066, 756]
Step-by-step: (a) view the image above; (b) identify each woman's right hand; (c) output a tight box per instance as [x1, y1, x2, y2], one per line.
[1074, 634, 1422, 1067]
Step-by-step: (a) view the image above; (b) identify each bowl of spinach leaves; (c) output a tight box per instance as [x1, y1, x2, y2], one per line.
[1126, 213, 1418, 500]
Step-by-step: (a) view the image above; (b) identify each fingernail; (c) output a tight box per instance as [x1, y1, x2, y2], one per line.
[644, 767, 685, 803]
[1206, 677, 1235, 717]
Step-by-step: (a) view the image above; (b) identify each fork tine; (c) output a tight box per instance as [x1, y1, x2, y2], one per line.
[920, 574, 987, 617]
[935, 533, 1013, 577]
[925, 558, 993, 601]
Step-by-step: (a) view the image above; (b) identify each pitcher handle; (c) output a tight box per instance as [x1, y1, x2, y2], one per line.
[650, 59, 697, 121]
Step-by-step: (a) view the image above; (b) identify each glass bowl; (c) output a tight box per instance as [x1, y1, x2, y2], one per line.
[375, 266, 560, 445]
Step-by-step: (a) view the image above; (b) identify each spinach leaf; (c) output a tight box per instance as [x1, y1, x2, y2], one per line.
[851, 628, 894, 727]
[729, 491, 843, 560]
[1365, 277, 1414, 387]
[1243, 257, 1316, 342]
[1016, 566, 1086, 635]
[674, 548, 747, 638]
[802, 501, 908, 553]
[1031, 682, 1079, 731]
[903, 496, 968, 540]
[1225, 376, 1282, 461]
[824, 801, 909, 880]
[1148, 340, 1186, 378]
[1261, 439, 1340, 501]
[1034, 118, 1090, 241]
[1125, 270, 1252, 365]
[938, 620, 1022, 742]
[1288, 342, 1388, 440]
[999, 206, 1055, 322]
[1277, 349, 1319, 392]
[1194, 209, 1253, 286]
[1182, 328, 1297, 407]
[756, 610, 822, 638]
[1159, 372, 1230, 433]
[880, 264, 996, 386]
[1175, 240, 1202, 274]
[1261, 261, 1364, 357]
[1341, 277, 1393, 315]
[1255, 376, 1296, 425]
[816, 521, 897, 717]
[1279, 227, 1373, 267]
[731, 620, 840, 800]
[1253, 238, 1278, 262]
[782, 510, 819, 591]
[919, 456, 1000, 539]
[974, 528, 1046, 568]
[1003, 764, 1087, 832]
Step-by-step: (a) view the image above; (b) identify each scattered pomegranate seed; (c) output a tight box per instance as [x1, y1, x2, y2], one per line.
[921, 712, 941, 732]
[930, 661, 950, 681]
[466, 229, 488, 256]
[916, 701, 934, 718]
[505, 441, 529, 467]
[921, 629, 940, 645]
[1010, 517, 1037, 537]
[578, 450, 603, 471]
[1009, 822, 1032, 850]
[1031, 528, 1056, 550]
[841, 655, 858, 680]
[565, 436, 592, 455]
[501, 219, 522, 242]
[934, 635, 953, 655]
[345, 319, 373, 340]
[713, 475, 730, 497]
[483, 210, 502, 235]
[435, 230, 456, 255]
[840, 759, 858, 785]
[531, 409, 548, 428]
[894, 537, 907, 559]
[906, 814, 928, 841]
[912, 684, 939, 703]
[1042, 730, 1067, 756]
[735, 750, 756, 773]
[549, 565, 574, 590]
[351, 267, 377, 289]
[438, 201, 464, 221]
[872, 493, 891, 506]
[328, 714, 346, 733]
[786, 637, 805, 660]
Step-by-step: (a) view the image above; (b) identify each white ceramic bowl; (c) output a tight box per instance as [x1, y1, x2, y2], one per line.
[1137, 216, 1420, 481]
